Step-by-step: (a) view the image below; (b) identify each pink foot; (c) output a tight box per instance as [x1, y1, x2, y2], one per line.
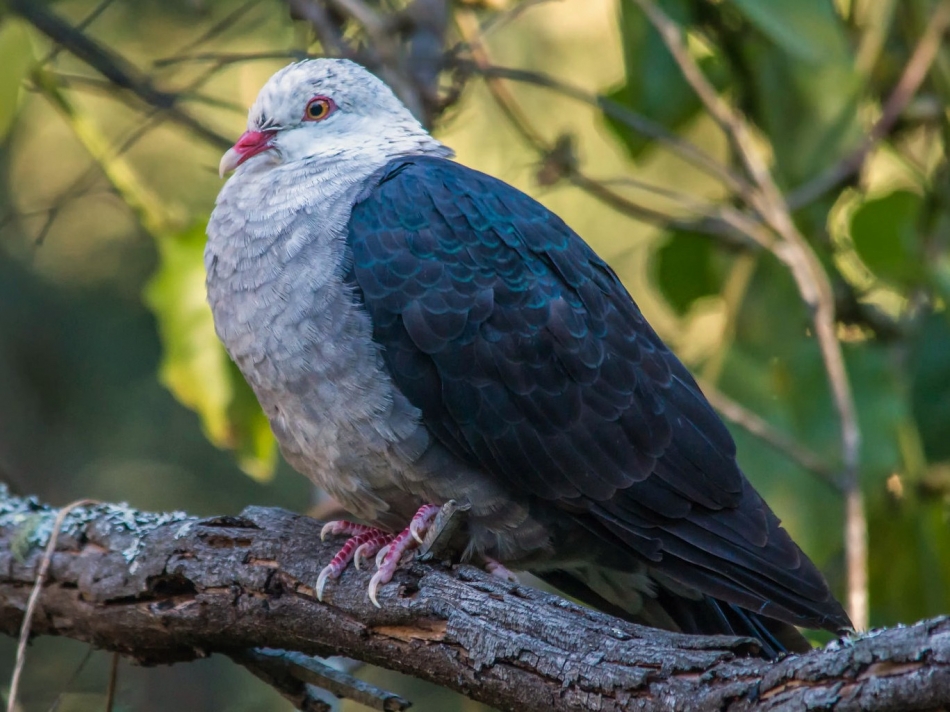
[316, 520, 392, 601]
[353, 531, 392, 570]
[368, 504, 440, 607]
[484, 557, 519, 583]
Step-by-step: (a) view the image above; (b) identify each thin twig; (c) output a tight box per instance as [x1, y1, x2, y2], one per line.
[629, 0, 866, 629]
[234, 649, 410, 711]
[452, 60, 751, 194]
[700, 382, 840, 488]
[284, 0, 351, 57]
[38, 0, 118, 66]
[454, 13, 771, 251]
[104, 652, 119, 712]
[8, 0, 231, 150]
[44, 71, 244, 112]
[44, 647, 95, 712]
[567, 170, 775, 250]
[153, 50, 315, 69]
[32, 67, 178, 238]
[171, 0, 264, 57]
[788, 0, 950, 209]
[6, 499, 97, 712]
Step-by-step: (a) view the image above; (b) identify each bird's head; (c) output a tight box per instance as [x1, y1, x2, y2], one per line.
[219, 59, 449, 178]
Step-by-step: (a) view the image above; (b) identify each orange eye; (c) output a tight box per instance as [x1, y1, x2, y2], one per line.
[304, 97, 333, 121]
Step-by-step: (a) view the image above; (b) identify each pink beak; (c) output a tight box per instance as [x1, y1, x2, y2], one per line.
[218, 130, 275, 178]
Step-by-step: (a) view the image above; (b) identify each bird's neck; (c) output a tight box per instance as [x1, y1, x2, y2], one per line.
[205, 138, 451, 372]
[217, 133, 451, 233]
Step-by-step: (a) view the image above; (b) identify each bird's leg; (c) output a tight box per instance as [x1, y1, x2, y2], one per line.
[316, 520, 393, 601]
[368, 504, 440, 607]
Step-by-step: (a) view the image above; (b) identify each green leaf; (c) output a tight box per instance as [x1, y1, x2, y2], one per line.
[911, 311, 950, 462]
[727, 0, 848, 64]
[718, 258, 907, 565]
[604, 0, 705, 157]
[144, 222, 277, 481]
[734, 1, 862, 186]
[0, 19, 35, 141]
[867, 489, 950, 627]
[850, 190, 924, 286]
[653, 231, 721, 314]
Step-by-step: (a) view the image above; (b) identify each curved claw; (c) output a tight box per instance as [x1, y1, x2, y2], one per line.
[368, 568, 388, 608]
[354, 542, 373, 570]
[316, 526, 389, 599]
[375, 544, 391, 569]
[316, 564, 335, 601]
[409, 504, 440, 544]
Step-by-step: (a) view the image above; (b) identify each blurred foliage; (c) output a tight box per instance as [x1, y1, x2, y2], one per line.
[145, 222, 277, 480]
[0, 0, 949, 710]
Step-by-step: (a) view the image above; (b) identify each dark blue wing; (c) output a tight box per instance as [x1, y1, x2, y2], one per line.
[345, 156, 845, 629]
[348, 156, 740, 506]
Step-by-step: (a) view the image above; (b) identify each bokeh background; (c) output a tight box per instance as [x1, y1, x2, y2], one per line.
[0, 0, 949, 709]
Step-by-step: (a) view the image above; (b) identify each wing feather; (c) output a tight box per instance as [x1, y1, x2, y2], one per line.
[345, 156, 849, 630]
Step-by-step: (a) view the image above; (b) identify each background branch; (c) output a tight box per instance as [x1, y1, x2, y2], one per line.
[788, 0, 950, 209]
[628, 0, 868, 630]
[7, 0, 232, 149]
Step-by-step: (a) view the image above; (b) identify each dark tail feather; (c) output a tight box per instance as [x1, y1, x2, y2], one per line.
[537, 569, 811, 659]
[652, 585, 812, 656]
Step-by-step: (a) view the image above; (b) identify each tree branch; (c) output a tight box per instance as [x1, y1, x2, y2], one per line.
[1, 489, 949, 711]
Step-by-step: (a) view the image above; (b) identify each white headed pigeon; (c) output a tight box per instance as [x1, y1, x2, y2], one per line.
[206, 59, 851, 657]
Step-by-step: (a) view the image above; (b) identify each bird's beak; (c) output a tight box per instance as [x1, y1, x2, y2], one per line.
[218, 130, 276, 178]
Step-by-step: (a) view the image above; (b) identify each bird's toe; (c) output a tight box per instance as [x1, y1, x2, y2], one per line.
[366, 504, 440, 606]
[409, 504, 441, 543]
[354, 531, 391, 570]
[484, 557, 519, 583]
[316, 525, 391, 600]
[320, 519, 376, 541]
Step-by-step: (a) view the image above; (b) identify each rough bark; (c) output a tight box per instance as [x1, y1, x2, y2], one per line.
[0, 490, 948, 712]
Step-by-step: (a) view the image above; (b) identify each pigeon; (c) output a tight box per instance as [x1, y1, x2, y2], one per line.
[206, 58, 851, 657]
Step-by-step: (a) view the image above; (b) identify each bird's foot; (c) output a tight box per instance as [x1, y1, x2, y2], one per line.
[483, 557, 519, 583]
[315, 505, 442, 605]
[316, 505, 515, 606]
[316, 520, 392, 601]
[368, 504, 440, 607]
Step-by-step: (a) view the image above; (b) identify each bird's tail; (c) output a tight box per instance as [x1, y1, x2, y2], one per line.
[536, 567, 811, 659]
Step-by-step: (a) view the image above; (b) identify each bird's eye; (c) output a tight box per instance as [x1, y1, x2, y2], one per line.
[304, 97, 333, 121]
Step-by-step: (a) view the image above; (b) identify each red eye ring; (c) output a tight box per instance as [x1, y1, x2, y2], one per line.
[304, 96, 334, 121]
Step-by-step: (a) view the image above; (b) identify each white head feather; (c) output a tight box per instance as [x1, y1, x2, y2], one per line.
[219, 59, 451, 178]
